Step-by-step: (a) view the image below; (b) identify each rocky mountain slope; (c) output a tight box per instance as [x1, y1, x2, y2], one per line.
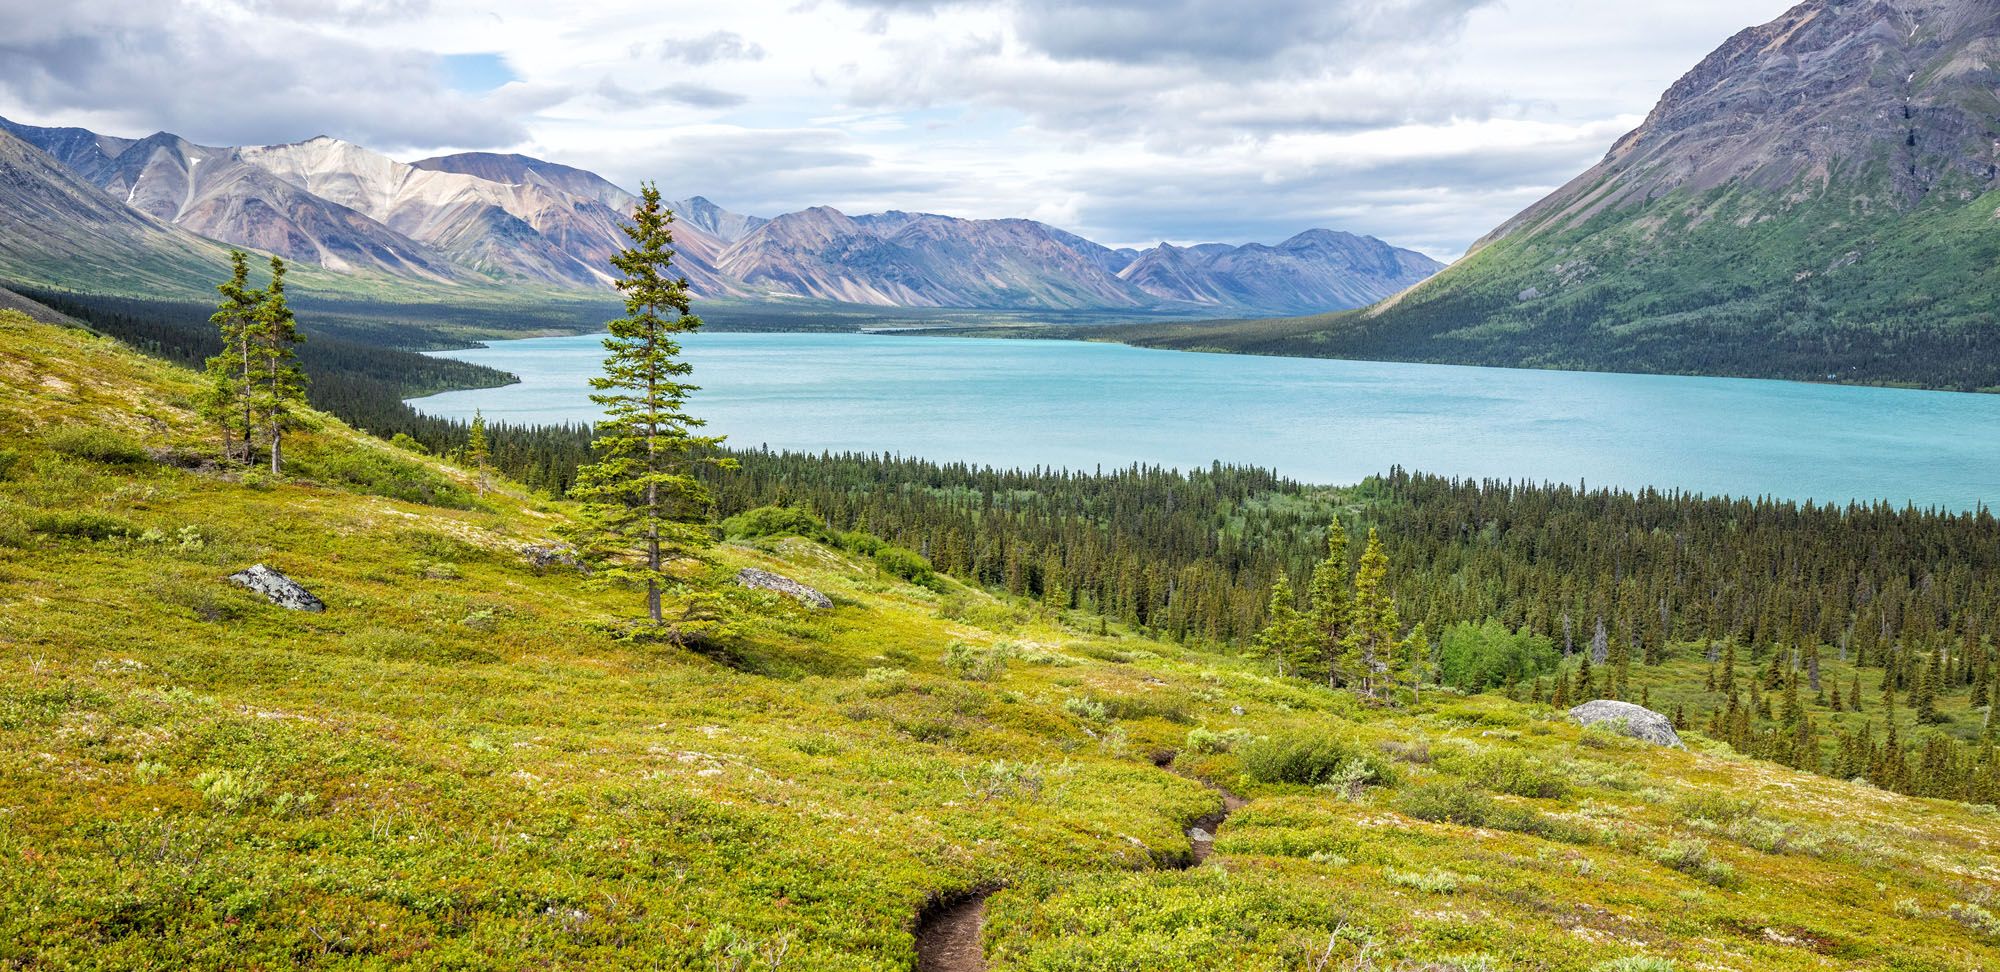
[0, 125, 240, 295]
[1119, 0, 2000, 391]
[1, 117, 1438, 315]
[1, 120, 466, 283]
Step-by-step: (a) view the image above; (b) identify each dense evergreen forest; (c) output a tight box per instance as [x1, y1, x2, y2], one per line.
[30, 285, 2000, 802]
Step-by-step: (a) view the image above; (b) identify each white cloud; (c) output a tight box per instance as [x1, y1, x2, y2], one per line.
[0, 0, 1800, 257]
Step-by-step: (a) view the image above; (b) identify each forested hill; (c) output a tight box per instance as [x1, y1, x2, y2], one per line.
[1105, 0, 2000, 392]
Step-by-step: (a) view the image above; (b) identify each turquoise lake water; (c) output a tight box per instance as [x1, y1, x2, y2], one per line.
[409, 332, 2000, 510]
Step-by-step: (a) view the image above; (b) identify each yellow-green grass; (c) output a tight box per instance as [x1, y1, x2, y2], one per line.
[1, 308, 1997, 970]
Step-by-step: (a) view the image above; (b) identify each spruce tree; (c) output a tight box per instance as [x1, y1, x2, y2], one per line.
[467, 409, 491, 497]
[197, 250, 260, 463]
[568, 184, 733, 628]
[1253, 574, 1309, 679]
[1914, 651, 1944, 724]
[1401, 621, 1430, 705]
[1719, 638, 1738, 696]
[248, 257, 306, 473]
[1305, 519, 1353, 687]
[1344, 528, 1397, 697]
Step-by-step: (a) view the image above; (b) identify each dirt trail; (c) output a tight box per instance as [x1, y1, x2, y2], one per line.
[912, 756, 1247, 970]
[1183, 788, 1249, 864]
[1155, 749, 1247, 867]
[915, 893, 990, 972]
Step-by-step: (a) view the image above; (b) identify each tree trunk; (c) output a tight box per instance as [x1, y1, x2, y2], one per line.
[240, 339, 254, 463]
[646, 324, 662, 626]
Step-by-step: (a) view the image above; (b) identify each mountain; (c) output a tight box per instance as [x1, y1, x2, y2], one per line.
[718, 207, 1439, 312]
[2, 121, 467, 283]
[1119, 0, 2000, 390]
[0, 124, 237, 295]
[1, 116, 1440, 316]
[719, 207, 1160, 309]
[1120, 230, 1442, 314]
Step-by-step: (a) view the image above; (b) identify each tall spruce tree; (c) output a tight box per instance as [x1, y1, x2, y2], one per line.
[467, 410, 491, 497]
[1305, 519, 1353, 687]
[1344, 528, 1397, 698]
[248, 257, 306, 473]
[568, 184, 733, 627]
[1253, 573, 1310, 679]
[197, 251, 260, 463]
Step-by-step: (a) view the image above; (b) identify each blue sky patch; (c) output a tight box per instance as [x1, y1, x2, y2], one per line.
[440, 53, 518, 93]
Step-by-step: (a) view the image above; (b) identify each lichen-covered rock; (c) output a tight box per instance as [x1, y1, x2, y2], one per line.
[1569, 699, 1683, 748]
[521, 542, 584, 573]
[228, 564, 325, 612]
[735, 568, 832, 609]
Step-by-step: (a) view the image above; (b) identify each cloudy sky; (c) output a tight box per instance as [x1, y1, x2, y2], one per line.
[0, 0, 1795, 258]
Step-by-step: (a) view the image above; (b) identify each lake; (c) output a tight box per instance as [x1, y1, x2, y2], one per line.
[409, 332, 2000, 510]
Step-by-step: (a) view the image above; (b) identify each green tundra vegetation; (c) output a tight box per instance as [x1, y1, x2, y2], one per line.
[7, 303, 2000, 970]
[16, 272, 2000, 804]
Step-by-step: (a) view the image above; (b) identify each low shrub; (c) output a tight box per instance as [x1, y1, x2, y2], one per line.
[288, 445, 474, 509]
[874, 545, 938, 586]
[1448, 749, 1569, 799]
[1396, 780, 1494, 826]
[942, 640, 1009, 681]
[1674, 791, 1760, 825]
[1487, 803, 1592, 843]
[1948, 902, 2000, 937]
[26, 509, 138, 540]
[1649, 838, 1737, 887]
[0, 448, 18, 480]
[1590, 959, 1677, 972]
[43, 427, 148, 465]
[838, 530, 885, 556]
[721, 505, 825, 541]
[1383, 867, 1467, 894]
[1240, 730, 1391, 788]
[344, 626, 500, 666]
[193, 769, 267, 814]
[1184, 727, 1253, 755]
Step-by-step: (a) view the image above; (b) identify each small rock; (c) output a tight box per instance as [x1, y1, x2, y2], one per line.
[521, 542, 584, 573]
[227, 564, 325, 613]
[1569, 699, 1683, 748]
[735, 568, 833, 609]
[1230, 705, 1246, 716]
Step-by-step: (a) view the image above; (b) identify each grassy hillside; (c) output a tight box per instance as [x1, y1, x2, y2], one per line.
[3, 307, 1999, 970]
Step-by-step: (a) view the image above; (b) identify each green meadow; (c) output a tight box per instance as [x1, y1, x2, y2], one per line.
[2, 306, 1998, 970]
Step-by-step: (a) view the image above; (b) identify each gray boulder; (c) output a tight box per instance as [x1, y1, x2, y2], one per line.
[228, 564, 325, 612]
[521, 542, 585, 574]
[1569, 699, 1682, 748]
[735, 568, 832, 609]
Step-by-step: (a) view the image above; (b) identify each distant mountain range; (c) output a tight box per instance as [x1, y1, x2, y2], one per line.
[1113, 0, 2000, 391]
[0, 118, 1439, 316]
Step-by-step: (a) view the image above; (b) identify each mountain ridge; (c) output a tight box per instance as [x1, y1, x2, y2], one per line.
[0, 116, 1440, 315]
